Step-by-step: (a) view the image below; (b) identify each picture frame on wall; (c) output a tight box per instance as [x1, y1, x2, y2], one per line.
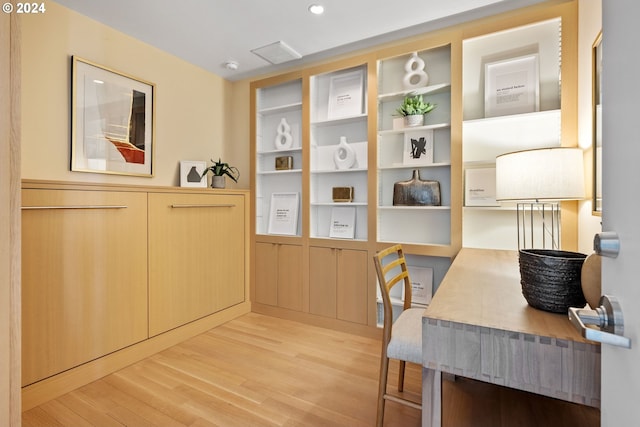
[71, 56, 155, 176]
[179, 161, 207, 188]
[403, 129, 434, 165]
[484, 54, 539, 118]
[268, 192, 300, 236]
[327, 69, 364, 120]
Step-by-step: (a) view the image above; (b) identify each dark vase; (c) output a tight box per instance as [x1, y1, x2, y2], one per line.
[392, 169, 441, 206]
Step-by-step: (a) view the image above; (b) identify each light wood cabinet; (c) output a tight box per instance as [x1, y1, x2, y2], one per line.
[21, 189, 149, 386]
[309, 247, 368, 324]
[148, 192, 246, 336]
[254, 242, 303, 311]
[21, 181, 250, 404]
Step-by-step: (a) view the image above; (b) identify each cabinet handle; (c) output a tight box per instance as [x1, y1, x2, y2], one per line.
[170, 204, 236, 208]
[22, 205, 127, 210]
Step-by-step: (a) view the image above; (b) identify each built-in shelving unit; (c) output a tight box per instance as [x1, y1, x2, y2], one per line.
[462, 18, 563, 250]
[309, 65, 369, 240]
[255, 79, 303, 236]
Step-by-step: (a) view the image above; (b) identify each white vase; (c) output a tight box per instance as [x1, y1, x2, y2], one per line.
[403, 52, 429, 89]
[333, 136, 356, 170]
[274, 118, 293, 150]
[404, 114, 424, 127]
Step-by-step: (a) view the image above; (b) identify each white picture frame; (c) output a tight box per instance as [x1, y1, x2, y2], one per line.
[179, 160, 207, 188]
[267, 192, 300, 236]
[465, 167, 500, 207]
[407, 266, 433, 306]
[403, 129, 434, 165]
[484, 54, 539, 118]
[327, 69, 364, 120]
[329, 207, 356, 239]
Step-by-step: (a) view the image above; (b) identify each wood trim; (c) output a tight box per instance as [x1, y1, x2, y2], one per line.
[1, 11, 22, 425]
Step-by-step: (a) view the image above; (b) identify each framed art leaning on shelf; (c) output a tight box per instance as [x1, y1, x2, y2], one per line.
[484, 54, 539, 118]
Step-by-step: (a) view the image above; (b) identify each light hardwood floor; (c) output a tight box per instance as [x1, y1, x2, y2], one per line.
[22, 313, 599, 427]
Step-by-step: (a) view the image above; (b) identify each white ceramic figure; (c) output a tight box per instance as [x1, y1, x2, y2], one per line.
[333, 136, 356, 170]
[274, 117, 293, 150]
[403, 52, 429, 89]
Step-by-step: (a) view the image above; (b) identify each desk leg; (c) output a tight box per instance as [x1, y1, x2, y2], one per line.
[422, 367, 441, 427]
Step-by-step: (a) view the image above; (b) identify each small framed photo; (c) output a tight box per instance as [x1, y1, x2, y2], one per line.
[465, 167, 500, 207]
[268, 192, 300, 236]
[71, 56, 155, 176]
[180, 161, 207, 188]
[327, 69, 364, 120]
[403, 129, 434, 165]
[484, 54, 539, 118]
[407, 266, 433, 306]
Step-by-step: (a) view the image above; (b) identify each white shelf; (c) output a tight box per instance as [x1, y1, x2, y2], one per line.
[256, 169, 302, 175]
[379, 122, 450, 136]
[379, 162, 450, 170]
[311, 202, 368, 207]
[258, 102, 303, 115]
[257, 147, 302, 156]
[311, 113, 368, 127]
[311, 167, 368, 174]
[378, 82, 452, 102]
[378, 205, 451, 211]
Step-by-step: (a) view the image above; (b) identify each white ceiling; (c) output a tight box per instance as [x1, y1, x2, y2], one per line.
[54, 0, 549, 81]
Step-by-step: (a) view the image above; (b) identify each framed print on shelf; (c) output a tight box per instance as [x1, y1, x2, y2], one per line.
[179, 160, 207, 188]
[484, 54, 539, 118]
[327, 69, 364, 120]
[403, 129, 434, 165]
[329, 207, 356, 239]
[407, 266, 433, 306]
[465, 167, 500, 207]
[71, 56, 155, 176]
[268, 192, 300, 236]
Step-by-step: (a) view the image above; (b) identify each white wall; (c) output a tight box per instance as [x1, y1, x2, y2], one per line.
[21, 1, 247, 188]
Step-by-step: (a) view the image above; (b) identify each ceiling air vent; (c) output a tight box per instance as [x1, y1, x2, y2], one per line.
[251, 41, 302, 65]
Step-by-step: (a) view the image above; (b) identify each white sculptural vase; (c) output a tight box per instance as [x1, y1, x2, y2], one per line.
[333, 136, 356, 170]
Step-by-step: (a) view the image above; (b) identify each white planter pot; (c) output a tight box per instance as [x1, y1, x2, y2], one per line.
[404, 114, 424, 127]
[211, 175, 226, 188]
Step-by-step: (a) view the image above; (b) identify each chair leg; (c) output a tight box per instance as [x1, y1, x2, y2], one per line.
[376, 353, 390, 427]
[398, 360, 406, 392]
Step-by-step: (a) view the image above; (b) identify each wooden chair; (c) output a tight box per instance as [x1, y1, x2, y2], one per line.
[373, 244, 423, 426]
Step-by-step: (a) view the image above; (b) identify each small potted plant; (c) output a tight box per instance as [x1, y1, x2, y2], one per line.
[395, 94, 437, 127]
[202, 158, 240, 189]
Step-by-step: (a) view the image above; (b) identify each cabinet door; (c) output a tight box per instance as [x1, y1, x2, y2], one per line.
[21, 189, 148, 386]
[309, 247, 368, 324]
[336, 249, 368, 324]
[255, 242, 278, 306]
[309, 247, 337, 317]
[148, 193, 245, 336]
[276, 244, 303, 311]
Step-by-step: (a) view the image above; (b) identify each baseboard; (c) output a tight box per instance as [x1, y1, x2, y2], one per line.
[22, 301, 251, 411]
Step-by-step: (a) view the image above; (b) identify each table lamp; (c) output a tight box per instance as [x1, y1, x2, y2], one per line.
[495, 147, 585, 250]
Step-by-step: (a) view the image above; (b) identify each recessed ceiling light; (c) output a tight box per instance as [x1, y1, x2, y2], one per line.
[308, 4, 324, 15]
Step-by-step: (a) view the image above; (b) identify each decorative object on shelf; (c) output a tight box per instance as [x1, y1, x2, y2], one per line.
[275, 156, 293, 170]
[403, 129, 434, 165]
[484, 54, 540, 118]
[496, 147, 585, 250]
[393, 169, 441, 206]
[71, 56, 155, 177]
[202, 158, 240, 189]
[179, 160, 207, 188]
[332, 186, 354, 202]
[403, 52, 429, 90]
[464, 167, 499, 207]
[329, 207, 356, 239]
[518, 249, 587, 313]
[581, 252, 602, 309]
[333, 136, 357, 170]
[327, 68, 365, 120]
[267, 192, 300, 236]
[274, 117, 293, 150]
[395, 94, 436, 127]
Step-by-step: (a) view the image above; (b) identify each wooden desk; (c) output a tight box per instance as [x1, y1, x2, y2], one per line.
[422, 248, 600, 427]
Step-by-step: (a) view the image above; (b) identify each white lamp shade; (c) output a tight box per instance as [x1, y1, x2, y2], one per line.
[495, 147, 585, 201]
